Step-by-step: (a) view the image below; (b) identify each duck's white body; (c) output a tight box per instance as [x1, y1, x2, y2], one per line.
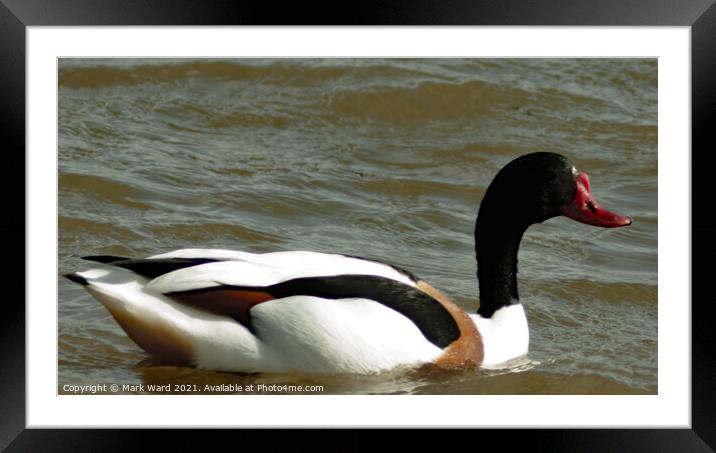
[74, 248, 528, 374]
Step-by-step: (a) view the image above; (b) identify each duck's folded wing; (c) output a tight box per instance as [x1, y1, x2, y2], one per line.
[82, 249, 418, 293]
[147, 249, 418, 288]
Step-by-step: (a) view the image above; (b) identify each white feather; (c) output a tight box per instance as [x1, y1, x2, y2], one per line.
[470, 304, 529, 368]
[250, 296, 442, 374]
[146, 249, 416, 293]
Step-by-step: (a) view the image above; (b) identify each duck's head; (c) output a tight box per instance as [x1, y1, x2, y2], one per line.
[478, 152, 632, 230]
[475, 152, 632, 317]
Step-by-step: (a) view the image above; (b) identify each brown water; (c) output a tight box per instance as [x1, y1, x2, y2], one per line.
[58, 58, 657, 395]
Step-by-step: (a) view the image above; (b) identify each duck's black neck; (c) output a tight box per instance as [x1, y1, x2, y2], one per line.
[474, 210, 529, 319]
[472, 152, 582, 318]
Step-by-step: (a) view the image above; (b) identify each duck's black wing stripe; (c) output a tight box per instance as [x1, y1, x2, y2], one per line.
[269, 275, 459, 348]
[168, 275, 460, 349]
[88, 257, 221, 280]
[82, 255, 130, 264]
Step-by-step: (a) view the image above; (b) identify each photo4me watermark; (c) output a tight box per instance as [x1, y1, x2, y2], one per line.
[61, 383, 325, 394]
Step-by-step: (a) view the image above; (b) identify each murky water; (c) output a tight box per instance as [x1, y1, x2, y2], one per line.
[58, 58, 657, 395]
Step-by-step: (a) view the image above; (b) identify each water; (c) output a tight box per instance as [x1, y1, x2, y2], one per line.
[58, 58, 657, 395]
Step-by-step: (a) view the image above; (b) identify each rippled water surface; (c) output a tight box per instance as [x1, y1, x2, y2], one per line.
[58, 58, 657, 395]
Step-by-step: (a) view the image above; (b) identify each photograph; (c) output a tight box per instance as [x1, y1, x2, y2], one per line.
[6, 8, 707, 447]
[57, 57, 657, 396]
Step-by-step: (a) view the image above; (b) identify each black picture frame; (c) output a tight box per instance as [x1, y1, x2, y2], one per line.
[3, 0, 714, 450]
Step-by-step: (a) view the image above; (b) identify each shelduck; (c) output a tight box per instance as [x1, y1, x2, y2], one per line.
[65, 152, 632, 374]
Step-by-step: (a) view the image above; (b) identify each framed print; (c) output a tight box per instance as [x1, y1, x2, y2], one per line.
[4, 0, 714, 450]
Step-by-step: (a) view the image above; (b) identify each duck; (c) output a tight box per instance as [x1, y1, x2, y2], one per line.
[65, 152, 632, 375]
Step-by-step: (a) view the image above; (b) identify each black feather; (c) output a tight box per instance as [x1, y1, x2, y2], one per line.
[83, 256, 221, 280]
[269, 275, 460, 348]
[64, 273, 89, 286]
[110, 257, 221, 279]
[82, 255, 130, 264]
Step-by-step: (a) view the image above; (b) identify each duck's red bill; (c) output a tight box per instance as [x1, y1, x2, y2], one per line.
[561, 173, 632, 228]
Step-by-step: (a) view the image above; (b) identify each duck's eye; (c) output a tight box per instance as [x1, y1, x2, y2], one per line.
[586, 201, 597, 213]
